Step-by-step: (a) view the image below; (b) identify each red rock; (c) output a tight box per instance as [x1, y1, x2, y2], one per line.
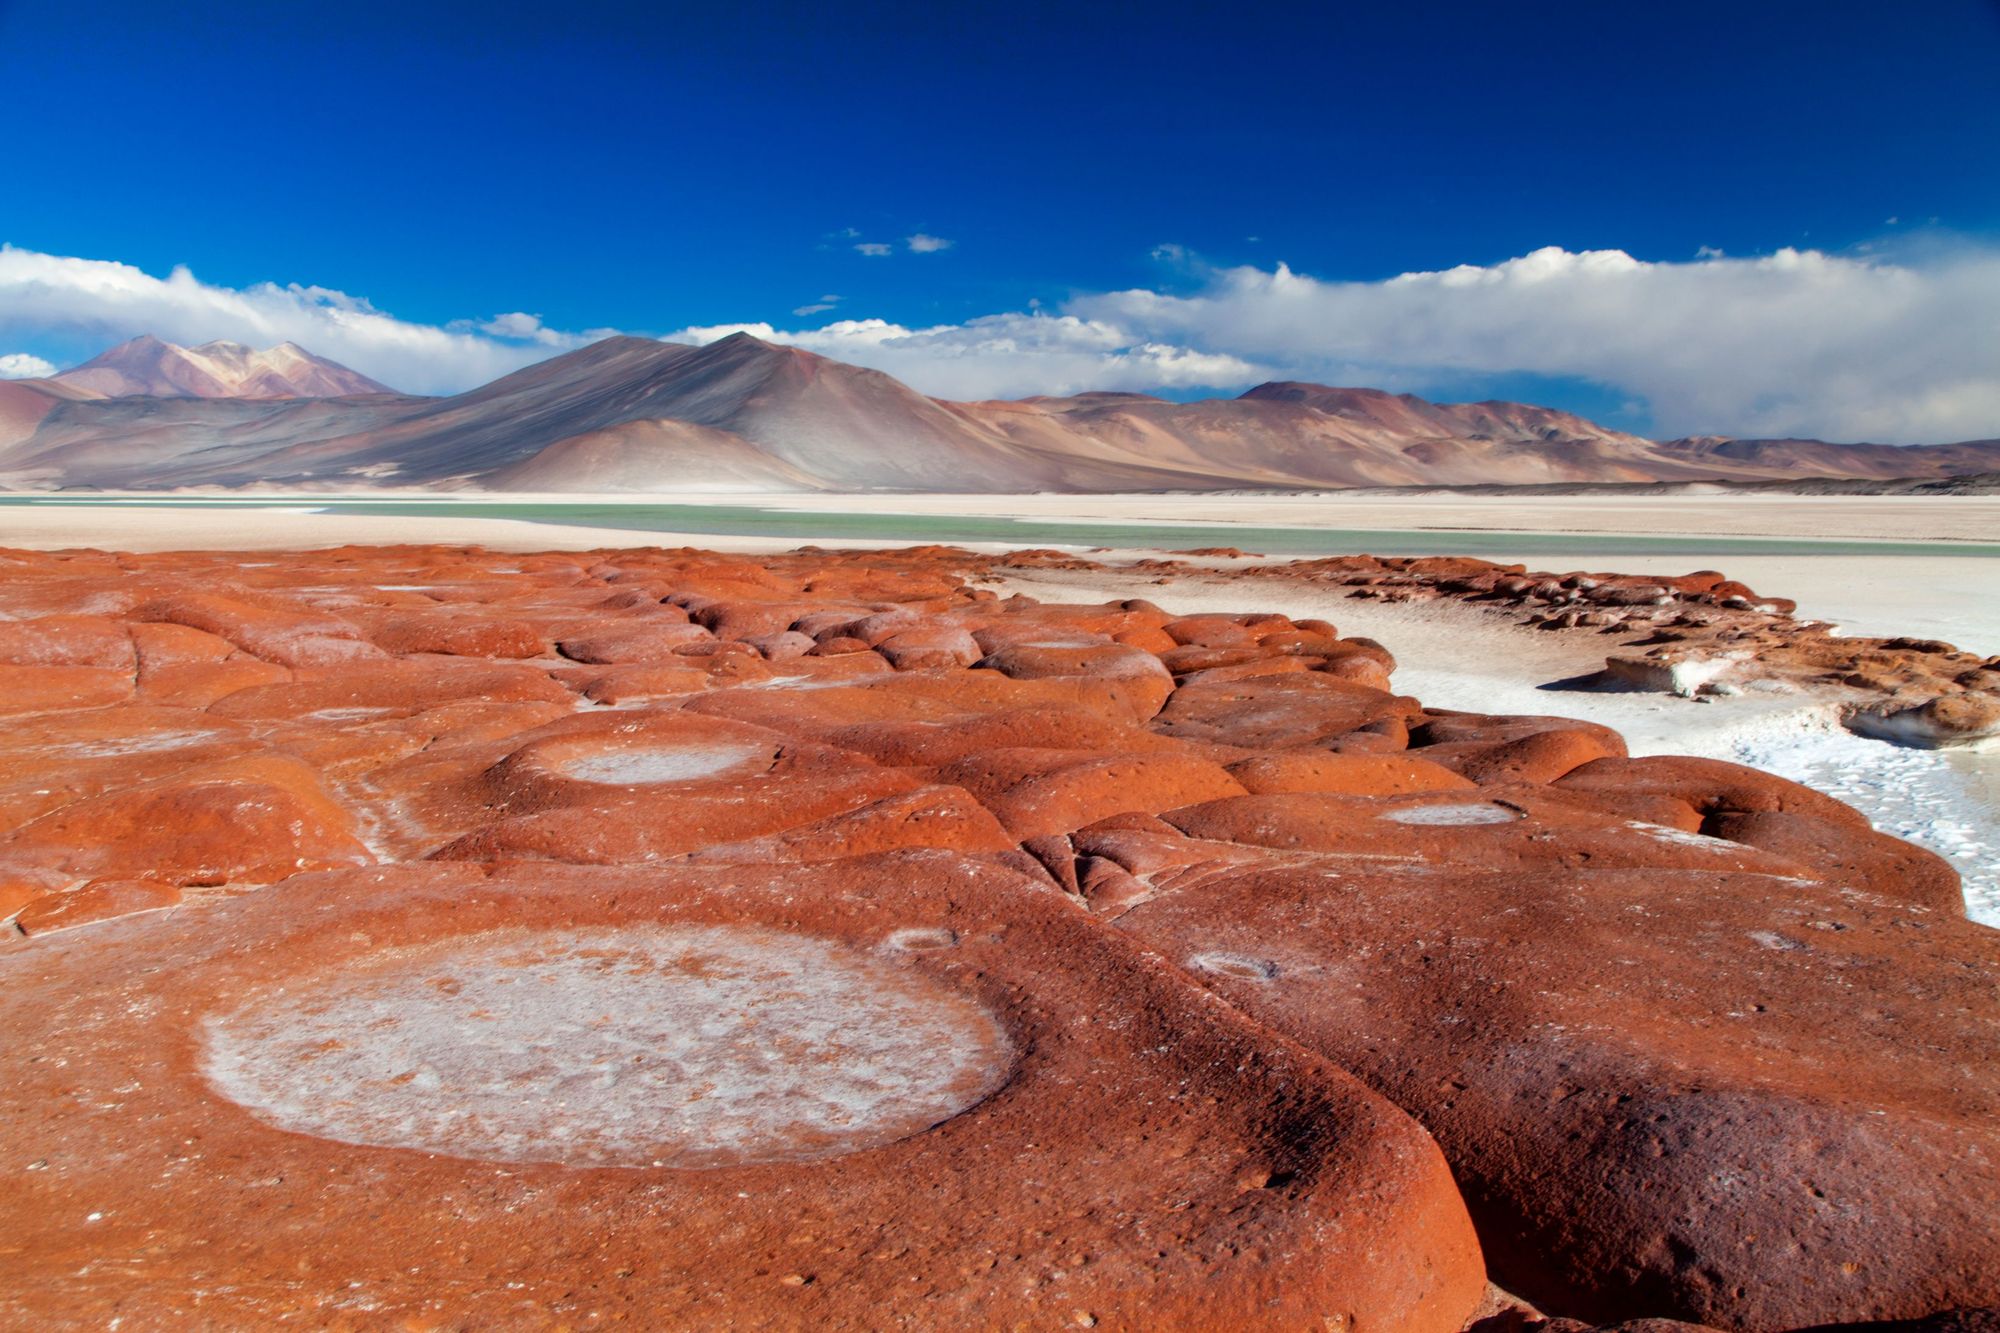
[1410, 715, 1629, 784]
[371, 613, 545, 658]
[933, 747, 1249, 839]
[1554, 755, 1875, 830]
[0, 854, 1486, 1329]
[556, 618, 712, 663]
[1225, 751, 1476, 796]
[431, 716, 925, 864]
[568, 663, 712, 703]
[1159, 789, 1820, 879]
[874, 625, 983, 670]
[0, 615, 134, 669]
[0, 541, 1982, 1326]
[0, 706, 260, 831]
[0, 664, 133, 714]
[687, 598, 806, 639]
[808, 632, 875, 655]
[1706, 809, 1965, 913]
[741, 628, 818, 659]
[3, 753, 372, 886]
[13, 878, 182, 934]
[690, 784, 1018, 861]
[130, 590, 379, 667]
[1151, 672, 1420, 751]
[976, 640, 1176, 716]
[1113, 861, 2000, 1328]
[129, 620, 237, 668]
[1162, 613, 1261, 647]
[207, 659, 571, 720]
[1848, 692, 2000, 747]
[828, 704, 1166, 767]
[134, 655, 290, 708]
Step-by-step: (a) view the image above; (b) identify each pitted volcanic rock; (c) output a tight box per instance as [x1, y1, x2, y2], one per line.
[1111, 860, 2000, 1328]
[0, 540, 1988, 1331]
[0, 854, 1485, 1329]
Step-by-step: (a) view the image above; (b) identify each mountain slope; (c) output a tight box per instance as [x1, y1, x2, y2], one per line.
[0, 377, 102, 455]
[1656, 434, 2000, 481]
[5, 332, 1997, 492]
[54, 336, 393, 399]
[489, 419, 831, 492]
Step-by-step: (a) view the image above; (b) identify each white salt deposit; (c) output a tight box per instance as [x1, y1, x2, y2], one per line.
[201, 924, 1014, 1167]
[560, 743, 765, 785]
[57, 729, 218, 758]
[1625, 821, 1748, 852]
[997, 569, 2000, 930]
[1189, 951, 1279, 980]
[1382, 802, 1522, 826]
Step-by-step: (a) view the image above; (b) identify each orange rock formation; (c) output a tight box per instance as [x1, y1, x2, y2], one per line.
[0, 542, 1992, 1331]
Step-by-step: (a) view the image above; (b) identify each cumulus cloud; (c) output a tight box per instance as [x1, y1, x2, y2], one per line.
[0, 351, 56, 379]
[906, 233, 953, 254]
[1076, 244, 2000, 442]
[454, 311, 570, 345]
[853, 242, 892, 257]
[0, 245, 587, 394]
[663, 312, 1262, 400]
[7, 239, 1999, 439]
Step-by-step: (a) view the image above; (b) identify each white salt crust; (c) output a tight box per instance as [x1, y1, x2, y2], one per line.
[201, 924, 1014, 1168]
[559, 743, 765, 785]
[1189, 951, 1279, 980]
[1380, 802, 1523, 826]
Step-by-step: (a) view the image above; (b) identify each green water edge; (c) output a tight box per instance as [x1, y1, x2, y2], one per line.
[4, 496, 1997, 560]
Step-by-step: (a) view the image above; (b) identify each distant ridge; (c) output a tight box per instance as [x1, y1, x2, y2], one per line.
[3, 332, 1996, 492]
[53, 335, 393, 399]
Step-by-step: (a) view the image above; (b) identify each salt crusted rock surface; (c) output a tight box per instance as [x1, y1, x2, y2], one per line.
[1151, 551, 2000, 744]
[0, 542, 1993, 1331]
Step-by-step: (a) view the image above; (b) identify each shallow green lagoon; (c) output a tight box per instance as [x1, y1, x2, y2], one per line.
[6, 495, 1997, 560]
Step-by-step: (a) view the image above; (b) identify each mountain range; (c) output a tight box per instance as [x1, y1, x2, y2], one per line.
[1, 334, 1994, 492]
[51, 335, 392, 399]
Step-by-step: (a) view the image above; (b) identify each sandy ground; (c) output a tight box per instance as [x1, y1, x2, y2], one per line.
[734, 490, 2000, 544]
[29, 487, 1997, 541]
[4, 497, 1996, 653]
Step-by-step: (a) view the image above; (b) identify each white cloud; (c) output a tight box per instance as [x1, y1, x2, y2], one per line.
[0, 245, 587, 394]
[0, 351, 56, 379]
[459, 311, 569, 345]
[663, 311, 1261, 400]
[906, 233, 953, 254]
[1075, 244, 2000, 442]
[6, 240, 1999, 440]
[854, 242, 892, 257]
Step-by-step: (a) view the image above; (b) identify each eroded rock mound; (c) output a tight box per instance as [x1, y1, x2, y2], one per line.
[0, 541, 1990, 1331]
[0, 854, 1482, 1329]
[1230, 554, 2000, 746]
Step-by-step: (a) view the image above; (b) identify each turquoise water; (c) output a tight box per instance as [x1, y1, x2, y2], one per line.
[6, 496, 1996, 560]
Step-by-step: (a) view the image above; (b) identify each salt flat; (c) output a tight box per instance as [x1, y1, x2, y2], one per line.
[6, 491, 1997, 650]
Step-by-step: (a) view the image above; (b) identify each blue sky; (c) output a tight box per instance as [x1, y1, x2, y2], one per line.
[3, 0, 1998, 440]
